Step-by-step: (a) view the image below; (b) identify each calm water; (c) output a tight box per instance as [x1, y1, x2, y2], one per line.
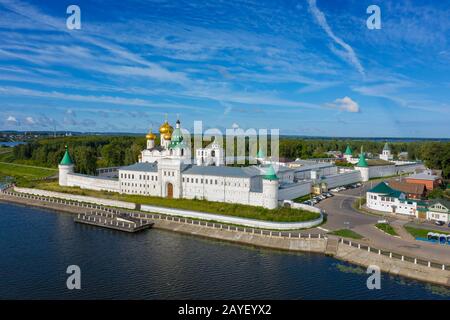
[0, 141, 26, 147]
[0, 202, 449, 300]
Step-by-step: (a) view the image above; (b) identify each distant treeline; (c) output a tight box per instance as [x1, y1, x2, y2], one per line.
[11, 136, 450, 179]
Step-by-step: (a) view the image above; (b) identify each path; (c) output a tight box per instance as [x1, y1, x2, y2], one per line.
[317, 185, 450, 265]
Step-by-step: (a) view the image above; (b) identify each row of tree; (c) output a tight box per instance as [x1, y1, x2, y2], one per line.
[11, 136, 450, 179]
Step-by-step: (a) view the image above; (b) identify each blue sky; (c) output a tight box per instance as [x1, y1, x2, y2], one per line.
[0, 0, 449, 137]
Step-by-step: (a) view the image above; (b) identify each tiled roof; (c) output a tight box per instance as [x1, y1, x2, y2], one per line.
[388, 180, 425, 195]
[182, 165, 262, 178]
[406, 173, 440, 181]
[119, 162, 158, 172]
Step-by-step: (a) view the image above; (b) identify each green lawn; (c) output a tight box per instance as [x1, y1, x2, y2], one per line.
[293, 194, 312, 203]
[404, 226, 450, 238]
[375, 223, 398, 236]
[329, 229, 364, 240]
[20, 180, 321, 223]
[0, 161, 57, 182]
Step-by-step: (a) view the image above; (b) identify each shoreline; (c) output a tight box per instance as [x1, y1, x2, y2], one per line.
[1, 193, 449, 288]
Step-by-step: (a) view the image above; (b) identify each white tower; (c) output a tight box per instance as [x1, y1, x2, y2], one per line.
[380, 142, 392, 161]
[146, 129, 156, 149]
[262, 165, 279, 209]
[58, 146, 74, 186]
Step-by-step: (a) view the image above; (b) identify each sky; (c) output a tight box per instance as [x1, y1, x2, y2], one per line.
[0, 0, 449, 138]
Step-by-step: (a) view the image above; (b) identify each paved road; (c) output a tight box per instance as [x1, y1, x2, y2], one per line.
[317, 185, 450, 264]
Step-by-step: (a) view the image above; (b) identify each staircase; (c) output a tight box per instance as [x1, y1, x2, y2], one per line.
[325, 237, 339, 255]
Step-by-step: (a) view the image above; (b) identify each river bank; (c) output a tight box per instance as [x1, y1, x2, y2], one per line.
[1, 191, 449, 288]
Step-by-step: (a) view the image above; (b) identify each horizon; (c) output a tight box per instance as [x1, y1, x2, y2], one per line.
[1, 129, 450, 141]
[0, 0, 449, 138]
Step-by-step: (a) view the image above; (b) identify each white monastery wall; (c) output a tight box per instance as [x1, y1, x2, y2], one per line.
[66, 173, 120, 193]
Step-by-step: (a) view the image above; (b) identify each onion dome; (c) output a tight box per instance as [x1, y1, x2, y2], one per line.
[146, 129, 156, 140]
[60, 145, 73, 165]
[159, 120, 171, 134]
[171, 121, 183, 143]
[263, 165, 278, 180]
[163, 132, 172, 140]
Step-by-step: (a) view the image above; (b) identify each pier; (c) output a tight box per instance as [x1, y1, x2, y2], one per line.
[74, 211, 154, 233]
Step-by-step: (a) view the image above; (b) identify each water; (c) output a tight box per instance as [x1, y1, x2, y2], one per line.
[0, 202, 449, 300]
[0, 141, 26, 147]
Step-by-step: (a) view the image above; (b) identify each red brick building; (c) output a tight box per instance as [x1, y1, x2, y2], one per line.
[405, 173, 442, 192]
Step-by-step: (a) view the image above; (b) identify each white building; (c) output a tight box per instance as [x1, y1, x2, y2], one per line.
[366, 181, 418, 216]
[59, 119, 426, 210]
[380, 142, 393, 161]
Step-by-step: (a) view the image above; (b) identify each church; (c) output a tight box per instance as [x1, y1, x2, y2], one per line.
[58, 118, 279, 209]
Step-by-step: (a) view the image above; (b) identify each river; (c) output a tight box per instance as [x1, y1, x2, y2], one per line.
[0, 202, 449, 300]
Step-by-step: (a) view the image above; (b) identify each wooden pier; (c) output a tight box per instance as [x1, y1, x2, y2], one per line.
[74, 211, 154, 233]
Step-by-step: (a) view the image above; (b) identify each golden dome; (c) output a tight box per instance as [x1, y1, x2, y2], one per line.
[163, 132, 172, 140]
[146, 131, 156, 140]
[159, 121, 172, 134]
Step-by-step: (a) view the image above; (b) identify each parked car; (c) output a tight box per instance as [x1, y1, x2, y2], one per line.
[325, 192, 333, 198]
[356, 183, 362, 187]
[435, 221, 445, 226]
[303, 200, 312, 206]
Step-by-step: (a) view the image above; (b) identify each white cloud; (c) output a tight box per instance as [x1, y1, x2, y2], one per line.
[25, 116, 36, 124]
[327, 96, 360, 113]
[6, 115, 18, 124]
[307, 0, 364, 75]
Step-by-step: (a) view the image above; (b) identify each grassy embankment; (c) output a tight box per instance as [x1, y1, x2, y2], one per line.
[329, 229, 364, 240]
[293, 194, 313, 203]
[375, 223, 398, 236]
[404, 226, 450, 238]
[0, 148, 57, 185]
[17, 180, 320, 223]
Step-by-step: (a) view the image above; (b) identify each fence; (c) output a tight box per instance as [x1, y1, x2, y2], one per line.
[1, 189, 325, 239]
[339, 238, 449, 272]
[3, 188, 449, 272]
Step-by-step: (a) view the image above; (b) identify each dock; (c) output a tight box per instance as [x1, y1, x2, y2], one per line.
[74, 211, 154, 233]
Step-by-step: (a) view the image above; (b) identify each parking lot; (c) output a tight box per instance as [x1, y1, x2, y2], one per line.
[301, 182, 362, 206]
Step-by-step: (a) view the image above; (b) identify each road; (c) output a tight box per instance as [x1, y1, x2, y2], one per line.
[316, 184, 450, 265]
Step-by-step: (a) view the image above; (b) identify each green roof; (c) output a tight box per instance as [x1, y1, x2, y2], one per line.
[60, 146, 73, 165]
[263, 165, 278, 180]
[356, 152, 368, 167]
[344, 145, 352, 155]
[256, 149, 265, 158]
[368, 182, 402, 198]
[383, 142, 390, 151]
[170, 127, 183, 143]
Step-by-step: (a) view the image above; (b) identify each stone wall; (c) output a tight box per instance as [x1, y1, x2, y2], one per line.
[67, 173, 120, 193]
[140, 204, 323, 230]
[320, 170, 361, 188]
[278, 180, 312, 200]
[13, 187, 135, 209]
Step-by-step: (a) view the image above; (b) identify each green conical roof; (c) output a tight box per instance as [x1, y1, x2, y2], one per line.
[263, 165, 278, 180]
[257, 149, 265, 158]
[60, 146, 73, 165]
[383, 142, 390, 151]
[356, 148, 368, 167]
[344, 144, 352, 155]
